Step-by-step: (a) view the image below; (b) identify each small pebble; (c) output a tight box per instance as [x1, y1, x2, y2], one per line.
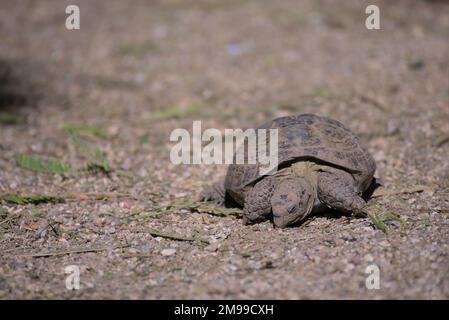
[161, 248, 177, 256]
[364, 254, 374, 262]
[105, 227, 116, 234]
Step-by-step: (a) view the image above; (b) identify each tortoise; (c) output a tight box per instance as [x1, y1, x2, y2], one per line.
[202, 113, 376, 228]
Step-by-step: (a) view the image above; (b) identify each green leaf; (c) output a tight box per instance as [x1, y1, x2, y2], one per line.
[63, 125, 109, 139]
[16, 153, 71, 174]
[0, 113, 21, 125]
[0, 194, 64, 205]
[68, 133, 111, 173]
[367, 212, 389, 233]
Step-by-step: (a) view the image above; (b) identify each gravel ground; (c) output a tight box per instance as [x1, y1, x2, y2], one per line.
[0, 0, 448, 299]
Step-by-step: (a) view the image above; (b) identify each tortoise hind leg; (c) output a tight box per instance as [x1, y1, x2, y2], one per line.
[243, 176, 277, 225]
[317, 169, 366, 214]
[200, 182, 226, 206]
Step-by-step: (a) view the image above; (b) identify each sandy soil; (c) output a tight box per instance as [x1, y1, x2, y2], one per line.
[0, 0, 448, 299]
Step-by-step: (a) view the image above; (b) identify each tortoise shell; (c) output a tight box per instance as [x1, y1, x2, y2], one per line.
[224, 114, 376, 204]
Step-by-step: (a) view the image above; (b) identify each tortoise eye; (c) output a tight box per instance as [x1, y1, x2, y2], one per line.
[287, 205, 297, 214]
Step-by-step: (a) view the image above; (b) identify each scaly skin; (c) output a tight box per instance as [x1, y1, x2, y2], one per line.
[270, 176, 315, 228]
[317, 168, 366, 213]
[242, 176, 277, 225]
[245, 161, 366, 228]
[204, 161, 368, 228]
[243, 162, 317, 227]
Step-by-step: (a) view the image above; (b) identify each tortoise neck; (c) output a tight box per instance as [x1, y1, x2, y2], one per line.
[291, 161, 318, 187]
[291, 161, 315, 174]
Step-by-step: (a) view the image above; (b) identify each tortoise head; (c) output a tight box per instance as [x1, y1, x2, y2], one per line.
[270, 177, 315, 228]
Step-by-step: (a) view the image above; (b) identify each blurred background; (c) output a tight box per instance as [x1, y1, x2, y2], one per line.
[0, 0, 448, 299]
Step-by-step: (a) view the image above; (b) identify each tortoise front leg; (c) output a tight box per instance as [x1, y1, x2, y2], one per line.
[243, 176, 277, 225]
[317, 169, 366, 214]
